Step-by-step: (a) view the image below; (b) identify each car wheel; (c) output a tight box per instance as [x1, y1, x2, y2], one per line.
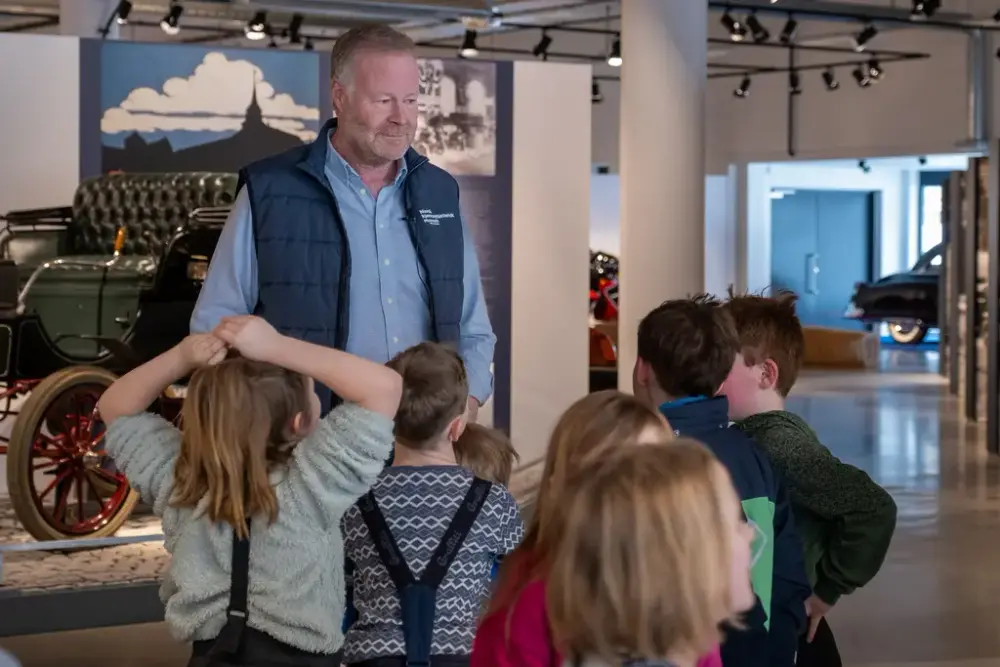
[888, 322, 928, 345]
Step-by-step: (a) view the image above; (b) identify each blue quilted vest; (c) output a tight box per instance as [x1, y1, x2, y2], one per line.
[239, 119, 464, 414]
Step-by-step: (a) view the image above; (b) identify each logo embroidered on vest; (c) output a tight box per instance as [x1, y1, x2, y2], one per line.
[418, 208, 455, 226]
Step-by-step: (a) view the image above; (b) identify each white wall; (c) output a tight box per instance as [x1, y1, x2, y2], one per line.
[0, 34, 81, 216]
[589, 173, 735, 296]
[510, 61, 591, 464]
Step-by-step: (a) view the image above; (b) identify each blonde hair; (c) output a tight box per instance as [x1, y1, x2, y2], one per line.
[489, 390, 672, 614]
[454, 423, 519, 486]
[171, 356, 312, 538]
[547, 441, 736, 664]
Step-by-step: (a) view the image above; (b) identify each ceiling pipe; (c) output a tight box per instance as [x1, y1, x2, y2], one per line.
[958, 28, 992, 152]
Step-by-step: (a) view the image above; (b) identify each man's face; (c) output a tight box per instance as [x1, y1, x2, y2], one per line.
[719, 353, 763, 421]
[335, 50, 419, 163]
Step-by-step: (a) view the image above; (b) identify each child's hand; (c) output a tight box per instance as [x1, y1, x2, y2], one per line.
[213, 315, 282, 362]
[179, 333, 228, 369]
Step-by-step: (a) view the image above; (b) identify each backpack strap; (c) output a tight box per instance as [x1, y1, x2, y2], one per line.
[208, 519, 252, 658]
[419, 477, 491, 587]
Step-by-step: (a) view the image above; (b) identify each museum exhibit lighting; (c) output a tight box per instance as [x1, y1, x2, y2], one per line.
[532, 30, 552, 59]
[606, 35, 621, 67]
[779, 17, 797, 45]
[788, 68, 802, 95]
[287, 14, 303, 44]
[720, 11, 747, 42]
[852, 63, 872, 87]
[246, 11, 268, 40]
[733, 73, 752, 98]
[459, 30, 479, 58]
[160, 1, 183, 36]
[745, 12, 770, 43]
[911, 0, 941, 17]
[304, 37, 314, 51]
[115, 0, 132, 25]
[867, 58, 884, 81]
[591, 78, 603, 104]
[822, 68, 839, 90]
[853, 22, 878, 51]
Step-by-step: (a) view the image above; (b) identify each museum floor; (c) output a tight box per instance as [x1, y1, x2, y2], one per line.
[2, 349, 999, 667]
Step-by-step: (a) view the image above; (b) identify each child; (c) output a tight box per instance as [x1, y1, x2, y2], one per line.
[632, 297, 811, 667]
[98, 315, 402, 666]
[546, 440, 756, 667]
[471, 391, 723, 667]
[721, 291, 898, 667]
[341, 342, 524, 667]
[454, 423, 520, 487]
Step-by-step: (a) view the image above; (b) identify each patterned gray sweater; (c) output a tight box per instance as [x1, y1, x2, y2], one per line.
[342, 466, 524, 662]
[104, 403, 394, 655]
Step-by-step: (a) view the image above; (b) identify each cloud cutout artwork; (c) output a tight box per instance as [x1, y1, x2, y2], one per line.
[101, 51, 320, 141]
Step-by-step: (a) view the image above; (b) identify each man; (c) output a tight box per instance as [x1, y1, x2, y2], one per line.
[191, 25, 495, 420]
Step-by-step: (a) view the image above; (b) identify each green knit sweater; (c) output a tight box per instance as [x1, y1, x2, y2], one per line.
[735, 410, 897, 606]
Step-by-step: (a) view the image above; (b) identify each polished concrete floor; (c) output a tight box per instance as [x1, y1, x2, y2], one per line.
[2, 349, 999, 667]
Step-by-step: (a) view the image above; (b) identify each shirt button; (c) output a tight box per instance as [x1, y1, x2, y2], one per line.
[392, 336, 399, 344]
[359, 187, 366, 196]
[387, 297, 394, 304]
[383, 258, 390, 266]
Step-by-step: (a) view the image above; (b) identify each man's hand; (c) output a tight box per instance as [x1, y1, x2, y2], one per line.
[178, 333, 227, 370]
[466, 396, 480, 424]
[213, 315, 283, 362]
[804, 594, 833, 642]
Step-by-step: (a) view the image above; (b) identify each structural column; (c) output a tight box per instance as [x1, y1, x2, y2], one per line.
[617, 0, 708, 390]
[60, 0, 120, 38]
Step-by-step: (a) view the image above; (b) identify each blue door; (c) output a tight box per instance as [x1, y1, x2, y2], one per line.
[770, 190, 874, 329]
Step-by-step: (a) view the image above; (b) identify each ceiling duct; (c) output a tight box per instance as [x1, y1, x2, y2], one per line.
[959, 29, 991, 152]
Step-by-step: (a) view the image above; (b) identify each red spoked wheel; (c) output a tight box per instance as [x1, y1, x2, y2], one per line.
[7, 366, 139, 541]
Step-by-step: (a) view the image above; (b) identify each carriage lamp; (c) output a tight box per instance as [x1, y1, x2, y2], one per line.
[187, 257, 209, 281]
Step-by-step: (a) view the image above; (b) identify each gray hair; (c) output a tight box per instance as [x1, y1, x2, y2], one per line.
[330, 24, 416, 86]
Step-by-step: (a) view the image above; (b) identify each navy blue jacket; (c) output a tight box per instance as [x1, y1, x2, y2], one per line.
[238, 118, 465, 414]
[661, 396, 810, 667]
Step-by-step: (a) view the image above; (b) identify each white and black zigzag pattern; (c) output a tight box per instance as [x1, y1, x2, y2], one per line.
[342, 466, 524, 662]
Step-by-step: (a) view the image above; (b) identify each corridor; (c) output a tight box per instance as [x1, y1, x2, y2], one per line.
[2, 350, 999, 667]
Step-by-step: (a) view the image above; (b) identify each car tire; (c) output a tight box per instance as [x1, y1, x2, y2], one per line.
[888, 322, 928, 345]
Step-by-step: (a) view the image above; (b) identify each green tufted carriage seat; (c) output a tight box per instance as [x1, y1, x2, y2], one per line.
[10, 172, 237, 357]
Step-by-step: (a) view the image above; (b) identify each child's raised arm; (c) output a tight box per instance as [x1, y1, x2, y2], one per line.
[214, 316, 402, 418]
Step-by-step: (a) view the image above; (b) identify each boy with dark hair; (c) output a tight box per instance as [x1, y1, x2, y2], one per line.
[721, 291, 897, 667]
[632, 297, 811, 667]
[342, 342, 524, 667]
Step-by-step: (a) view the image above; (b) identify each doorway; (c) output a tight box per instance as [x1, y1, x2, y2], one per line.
[770, 190, 876, 329]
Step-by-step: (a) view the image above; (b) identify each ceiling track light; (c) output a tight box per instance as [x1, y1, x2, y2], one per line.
[867, 58, 884, 81]
[822, 68, 839, 91]
[304, 37, 314, 51]
[733, 73, 752, 98]
[789, 69, 802, 95]
[592, 78, 604, 104]
[745, 12, 770, 43]
[160, 1, 183, 35]
[852, 64, 872, 87]
[779, 17, 798, 45]
[911, 0, 941, 18]
[459, 30, 479, 58]
[114, 0, 132, 25]
[532, 30, 552, 59]
[720, 12, 747, 42]
[859, 159, 871, 173]
[853, 23, 877, 52]
[286, 14, 303, 44]
[246, 11, 268, 40]
[607, 35, 622, 67]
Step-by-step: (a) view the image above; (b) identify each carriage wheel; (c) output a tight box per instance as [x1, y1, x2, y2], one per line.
[7, 366, 140, 541]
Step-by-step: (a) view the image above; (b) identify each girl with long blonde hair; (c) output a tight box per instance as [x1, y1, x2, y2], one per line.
[473, 390, 735, 667]
[546, 441, 755, 666]
[98, 316, 402, 666]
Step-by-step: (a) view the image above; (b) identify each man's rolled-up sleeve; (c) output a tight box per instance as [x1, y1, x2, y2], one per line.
[459, 217, 496, 405]
[189, 186, 259, 333]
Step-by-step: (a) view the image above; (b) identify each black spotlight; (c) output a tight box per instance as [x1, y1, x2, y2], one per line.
[859, 160, 871, 173]
[994, 10, 1000, 22]
[789, 69, 802, 95]
[592, 78, 604, 104]
[822, 68, 839, 90]
[160, 1, 183, 35]
[734, 74, 751, 99]
[911, 0, 941, 17]
[867, 58, 884, 81]
[746, 12, 770, 42]
[304, 37, 314, 51]
[779, 17, 798, 44]
[246, 11, 267, 40]
[459, 30, 479, 58]
[852, 64, 872, 87]
[853, 23, 877, 51]
[286, 14, 303, 44]
[721, 12, 747, 42]
[114, 0, 132, 24]
[532, 30, 552, 59]
[607, 36, 621, 67]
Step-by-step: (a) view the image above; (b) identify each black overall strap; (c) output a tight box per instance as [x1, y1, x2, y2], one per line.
[419, 478, 491, 586]
[208, 519, 252, 658]
[356, 491, 415, 591]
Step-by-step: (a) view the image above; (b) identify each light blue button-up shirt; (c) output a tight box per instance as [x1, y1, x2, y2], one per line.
[190, 135, 496, 403]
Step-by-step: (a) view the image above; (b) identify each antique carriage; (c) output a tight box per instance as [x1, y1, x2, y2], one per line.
[0, 172, 235, 541]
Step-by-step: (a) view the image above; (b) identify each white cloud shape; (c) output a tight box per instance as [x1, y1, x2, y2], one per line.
[102, 51, 319, 141]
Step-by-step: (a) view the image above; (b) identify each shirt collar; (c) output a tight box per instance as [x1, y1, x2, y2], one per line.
[325, 128, 408, 189]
